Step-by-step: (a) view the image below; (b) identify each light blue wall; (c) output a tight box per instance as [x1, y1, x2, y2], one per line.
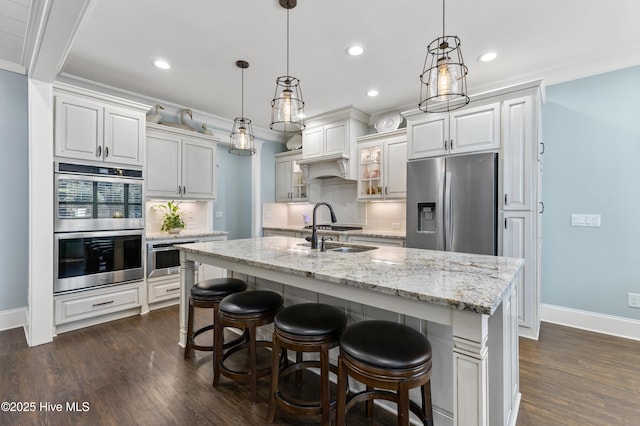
[211, 144, 252, 239]
[0, 69, 29, 311]
[542, 65, 640, 320]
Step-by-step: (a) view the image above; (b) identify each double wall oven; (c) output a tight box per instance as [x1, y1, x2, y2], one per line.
[54, 162, 144, 294]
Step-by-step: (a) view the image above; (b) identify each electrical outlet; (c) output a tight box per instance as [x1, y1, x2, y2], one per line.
[186, 221, 197, 229]
[216, 211, 223, 219]
[391, 222, 401, 231]
[628, 293, 640, 309]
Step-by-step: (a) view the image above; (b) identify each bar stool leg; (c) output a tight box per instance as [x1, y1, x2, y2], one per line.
[248, 323, 258, 404]
[421, 382, 433, 425]
[266, 333, 281, 423]
[398, 382, 410, 426]
[336, 357, 348, 426]
[213, 315, 223, 386]
[365, 385, 374, 418]
[295, 351, 303, 386]
[320, 342, 330, 426]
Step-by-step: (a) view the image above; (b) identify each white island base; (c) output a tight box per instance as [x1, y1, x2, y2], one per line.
[178, 237, 522, 426]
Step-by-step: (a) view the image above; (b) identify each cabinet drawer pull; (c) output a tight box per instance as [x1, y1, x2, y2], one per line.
[96, 145, 102, 157]
[450, 139, 454, 149]
[540, 142, 545, 155]
[104, 146, 109, 158]
[504, 218, 508, 229]
[178, 186, 182, 194]
[444, 140, 448, 150]
[539, 202, 545, 214]
[504, 194, 508, 205]
[165, 287, 180, 293]
[92, 300, 115, 307]
[182, 186, 186, 194]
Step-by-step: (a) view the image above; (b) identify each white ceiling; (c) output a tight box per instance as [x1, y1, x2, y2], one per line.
[4, 0, 640, 132]
[0, 0, 30, 73]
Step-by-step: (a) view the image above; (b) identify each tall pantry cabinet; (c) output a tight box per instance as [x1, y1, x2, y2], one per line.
[404, 80, 545, 339]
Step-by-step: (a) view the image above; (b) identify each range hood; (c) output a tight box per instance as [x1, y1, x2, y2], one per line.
[298, 153, 354, 180]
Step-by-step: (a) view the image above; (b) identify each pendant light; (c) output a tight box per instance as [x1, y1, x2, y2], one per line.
[229, 60, 256, 156]
[419, 0, 469, 113]
[270, 0, 305, 132]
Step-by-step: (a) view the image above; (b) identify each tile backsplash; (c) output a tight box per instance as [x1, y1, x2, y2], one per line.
[146, 200, 210, 232]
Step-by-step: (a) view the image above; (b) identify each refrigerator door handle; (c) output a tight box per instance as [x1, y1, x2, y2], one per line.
[444, 171, 452, 251]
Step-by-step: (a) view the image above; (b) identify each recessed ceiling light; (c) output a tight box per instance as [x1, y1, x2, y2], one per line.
[346, 45, 364, 56]
[478, 52, 497, 62]
[153, 59, 171, 69]
[367, 89, 379, 97]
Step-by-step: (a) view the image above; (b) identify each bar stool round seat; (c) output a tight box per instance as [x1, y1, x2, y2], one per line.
[214, 290, 284, 403]
[267, 303, 347, 426]
[336, 320, 434, 426]
[184, 277, 247, 359]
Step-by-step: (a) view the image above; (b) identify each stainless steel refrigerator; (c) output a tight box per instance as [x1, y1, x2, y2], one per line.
[406, 152, 498, 255]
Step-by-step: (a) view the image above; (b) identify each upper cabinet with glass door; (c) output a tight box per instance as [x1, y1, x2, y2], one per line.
[356, 129, 407, 201]
[275, 150, 308, 202]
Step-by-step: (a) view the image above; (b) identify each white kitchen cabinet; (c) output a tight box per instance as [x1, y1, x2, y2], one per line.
[502, 96, 534, 211]
[302, 121, 347, 158]
[356, 129, 407, 200]
[146, 124, 218, 200]
[54, 85, 147, 166]
[300, 107, 369, 180]
[503, 212, 535, 330]
[407, 102, 500, 159]
[275, 151, 308, 202]
[54, 281, 144, 333]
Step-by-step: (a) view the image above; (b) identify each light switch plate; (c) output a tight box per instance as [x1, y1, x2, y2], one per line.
[570, 214, 601, 227]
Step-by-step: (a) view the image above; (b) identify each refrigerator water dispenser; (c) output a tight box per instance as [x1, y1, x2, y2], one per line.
[417, 202, 436, 232]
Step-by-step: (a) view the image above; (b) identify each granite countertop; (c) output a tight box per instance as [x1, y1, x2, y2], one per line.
[146, 230, 228, 241]
[177, 236, 523, 315]
[263, 226, 406, 240]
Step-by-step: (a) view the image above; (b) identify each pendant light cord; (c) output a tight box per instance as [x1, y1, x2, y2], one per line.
[286, 6, 290, 77]
[442, 0, 445, 39]
[241, 66, 244, 118]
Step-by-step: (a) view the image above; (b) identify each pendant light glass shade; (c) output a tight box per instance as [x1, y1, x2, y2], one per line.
[270, 76, 304, 132]
[419, 0, 469, 113]
[229, 60, 255, 155]
[270, 1, 305, 132]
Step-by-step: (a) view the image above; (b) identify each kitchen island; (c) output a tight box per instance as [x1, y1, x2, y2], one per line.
[178, 236, 523, 426]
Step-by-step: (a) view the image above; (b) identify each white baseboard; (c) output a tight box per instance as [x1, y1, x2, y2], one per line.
[0, 307, 27, 331]
[541, 304, 640, 341]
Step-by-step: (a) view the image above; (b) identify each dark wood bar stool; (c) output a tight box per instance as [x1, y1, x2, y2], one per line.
[336, 320, 434, 426]
[183, 277, 247, 359]
[214, 290, 284, 403]
[267, 303, 347, 426]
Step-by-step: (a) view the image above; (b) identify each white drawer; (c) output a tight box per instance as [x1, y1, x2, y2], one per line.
[55, 283, 142, 325]
[347, 236, 405, 247]
[148, 278, 181, 303]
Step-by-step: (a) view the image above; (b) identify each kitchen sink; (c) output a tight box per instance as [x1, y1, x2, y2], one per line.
[327, 246, 376, 253]
[296, 242, 377, 253]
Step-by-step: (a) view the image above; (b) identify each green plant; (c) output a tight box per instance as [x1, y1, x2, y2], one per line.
[155, 201, 186, 231]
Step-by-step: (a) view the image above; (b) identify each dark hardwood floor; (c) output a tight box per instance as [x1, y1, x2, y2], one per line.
[1, 306, 639, 425]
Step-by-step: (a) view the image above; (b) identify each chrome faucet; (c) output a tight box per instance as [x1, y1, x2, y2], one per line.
[310, 202, 337, 249]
